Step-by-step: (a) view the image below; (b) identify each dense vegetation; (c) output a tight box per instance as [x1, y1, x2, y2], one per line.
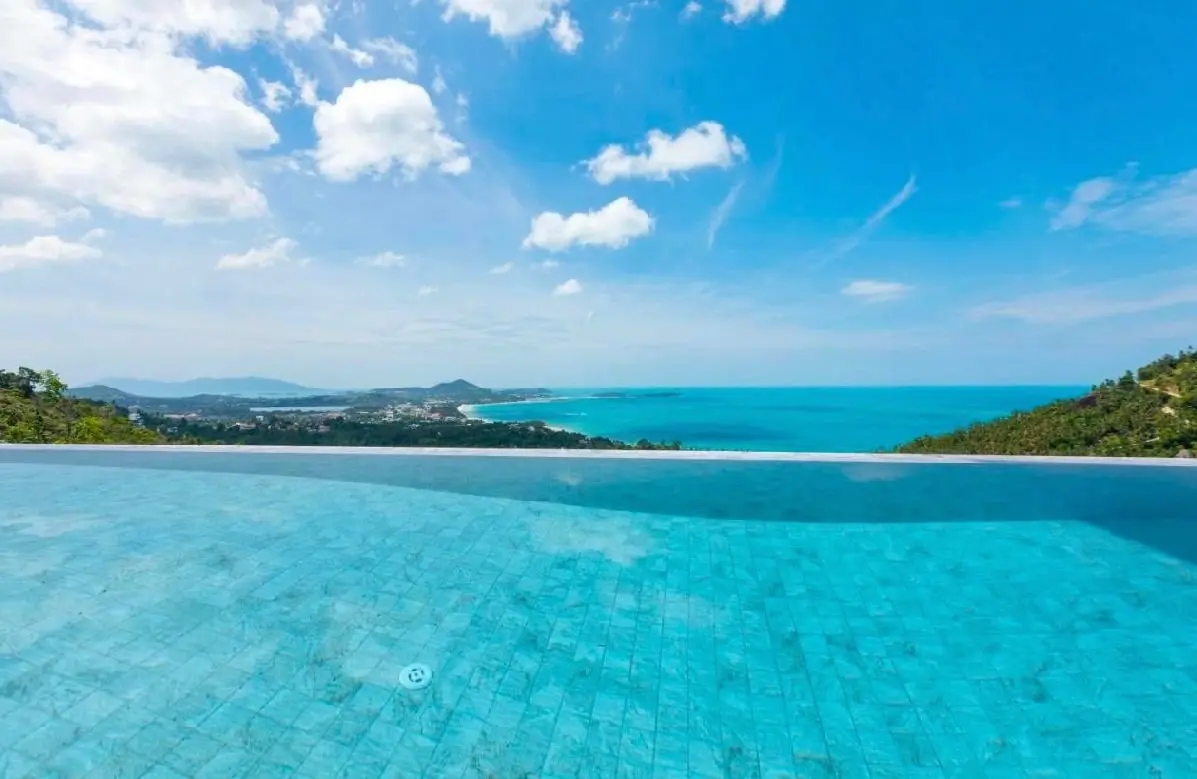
[0, 368, 163, 444]
[2, 367, 681, 450]
[895, 348, 1197, 457]
[151, 416, 682, 450]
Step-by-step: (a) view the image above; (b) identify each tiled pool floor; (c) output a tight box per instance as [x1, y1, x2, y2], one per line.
[0, 463, 1195, 778]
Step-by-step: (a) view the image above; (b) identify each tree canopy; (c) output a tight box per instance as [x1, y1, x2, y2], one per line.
[0, 367, 163, 444]
[895, 348, 1197, 457]
[1, 367, 681, 450]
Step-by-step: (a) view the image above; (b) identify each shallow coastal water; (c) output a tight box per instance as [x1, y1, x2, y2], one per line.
[469, 386, 1086, 451]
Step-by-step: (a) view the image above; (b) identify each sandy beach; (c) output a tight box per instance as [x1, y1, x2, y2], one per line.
[457, 402, 575, 434]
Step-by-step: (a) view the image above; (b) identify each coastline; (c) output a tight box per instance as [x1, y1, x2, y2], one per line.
[457, 403, 576, 434]
[456, 386, 1088, 454]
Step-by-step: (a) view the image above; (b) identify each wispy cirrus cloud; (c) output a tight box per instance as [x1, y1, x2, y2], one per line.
[359, 251, 406, 268]
[842, 279, 911, 303]
[216, 238, 300, 271]
[707, 181, 744, 248]
[973, 270, 1197, 325]
[822, 174, 918, 265]
[1049, 166, 1197, 236]
[706, 138, 783, 249]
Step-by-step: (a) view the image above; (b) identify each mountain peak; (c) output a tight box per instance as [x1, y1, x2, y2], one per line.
[92, 376, 321, 398]
[431, 379, 481, 391]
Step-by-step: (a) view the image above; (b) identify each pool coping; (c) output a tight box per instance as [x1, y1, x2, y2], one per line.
[2, 443, 1196, 467]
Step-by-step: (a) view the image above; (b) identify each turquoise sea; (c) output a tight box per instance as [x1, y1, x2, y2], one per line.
[470, 386, 1088, 451]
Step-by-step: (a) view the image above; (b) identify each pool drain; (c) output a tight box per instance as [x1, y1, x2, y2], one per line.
[399, 663, 433, 691]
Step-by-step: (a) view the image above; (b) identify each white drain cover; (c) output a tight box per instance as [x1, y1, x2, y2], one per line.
[399, 663, 433, 691]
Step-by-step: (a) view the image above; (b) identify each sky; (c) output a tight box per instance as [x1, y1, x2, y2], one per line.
[2, 0, 1197, 388]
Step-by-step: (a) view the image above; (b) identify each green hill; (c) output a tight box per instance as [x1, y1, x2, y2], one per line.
[895, 348, 1197, 457]
[1, 368, 163, 444]
[67, 384, 141, 403]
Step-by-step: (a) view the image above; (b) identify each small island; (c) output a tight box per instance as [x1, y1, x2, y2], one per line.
[0, 369, 682, 450]
[894, 348, 1197, 457]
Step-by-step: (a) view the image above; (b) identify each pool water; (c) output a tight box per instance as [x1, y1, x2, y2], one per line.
[0, 456, 1195, 778]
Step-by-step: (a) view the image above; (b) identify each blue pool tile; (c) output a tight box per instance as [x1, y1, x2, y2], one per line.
[194, 747, 258, 779]
[160, 731, 227, 775]
[11, 715, 84, 762]
[260, 688, 316, 727]
[140, 766, 189, 779]
[294, 738, 357, 777]
[0, 750, 38, 779]
[2, 460, 1197, 779]
[194, 700, 257, 741]
[293, 699, 341, 735]
[258, 728, 321, 771]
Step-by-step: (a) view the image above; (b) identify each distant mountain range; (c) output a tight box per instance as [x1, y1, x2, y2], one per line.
[67, 376, 552, 412]
[92, 376, 326, 398]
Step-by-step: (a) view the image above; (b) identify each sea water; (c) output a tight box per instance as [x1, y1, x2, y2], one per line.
[471, 386, 1086, 451]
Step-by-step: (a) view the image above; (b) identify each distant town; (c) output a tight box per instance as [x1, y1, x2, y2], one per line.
[46, 377, 683, 450]
[66, 379, 538, 434]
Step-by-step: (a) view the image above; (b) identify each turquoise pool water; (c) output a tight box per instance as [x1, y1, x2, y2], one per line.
[0, 448, 1195, 778]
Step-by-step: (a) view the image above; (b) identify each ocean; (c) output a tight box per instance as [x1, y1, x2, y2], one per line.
[467, 386, 1087, 452]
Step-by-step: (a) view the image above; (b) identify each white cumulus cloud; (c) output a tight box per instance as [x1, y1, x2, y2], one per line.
[216, 237, 299, 270]
[331, 35, 374, 67]
[363, 38, 419, 73]
[66, 0, 281, 46]
[438, 0, 578, 47]
[841, 279, 911, 303]
[723, 0, 785, 24]
[359, 251, 406, 267]
[0, 235, 102, 272]
[585, 122, 747, 185]
[490, 262, 515, 274]
[283, 3, 326, 41]
[553, 278, 583, 295]
[549, 12, 583, 52]
[288, 64, 321, 108]
[681, 1, 702, 18]
[431, 67, 449, 95]
[0, 1, 278, 223]
[314, 79, 471, 182]
[0, 196, 90, 228]
[259, 79, 292, 113]
[523, 197, 654, 252]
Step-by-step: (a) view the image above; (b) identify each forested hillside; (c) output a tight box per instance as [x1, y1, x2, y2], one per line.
[896, 349, 1197, 457]
[0, 368, 163, 444]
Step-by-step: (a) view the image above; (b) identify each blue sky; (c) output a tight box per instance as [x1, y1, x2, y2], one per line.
[1, 0, 1196, 388]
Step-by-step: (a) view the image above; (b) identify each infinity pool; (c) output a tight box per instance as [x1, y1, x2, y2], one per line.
[1, 446, 1195, 778]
